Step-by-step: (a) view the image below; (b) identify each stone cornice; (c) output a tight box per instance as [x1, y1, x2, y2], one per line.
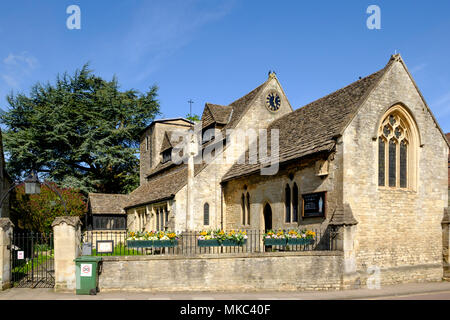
[0, 218, 14, 231]
[51, 216, 81, 228]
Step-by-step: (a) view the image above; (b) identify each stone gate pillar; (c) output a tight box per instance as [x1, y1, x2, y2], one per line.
[0, 218, 13, 290]
[329, 203, 360, 289]
[52, 216, 81, 292]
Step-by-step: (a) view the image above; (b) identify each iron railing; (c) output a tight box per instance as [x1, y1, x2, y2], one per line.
[82, 228, 337, 257]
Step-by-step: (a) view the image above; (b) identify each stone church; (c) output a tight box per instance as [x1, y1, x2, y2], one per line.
[88, 54, 449, 284]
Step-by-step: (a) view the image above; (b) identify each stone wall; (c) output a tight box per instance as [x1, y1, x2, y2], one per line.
[98, 251, 344, 292]
[342, 58, 448, 286]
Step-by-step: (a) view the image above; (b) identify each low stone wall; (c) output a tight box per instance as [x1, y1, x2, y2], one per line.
[99, 251, 345, 292]
[356, 263, 443, 287]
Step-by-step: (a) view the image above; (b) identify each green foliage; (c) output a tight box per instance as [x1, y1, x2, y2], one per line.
[0, 63, 160, 194]
[10, 182, 87, 233]
[185, 113, 200, 122]
[91, 244, 143, 256]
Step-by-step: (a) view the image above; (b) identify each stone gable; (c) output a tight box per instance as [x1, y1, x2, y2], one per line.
[341, 57, 448, 285]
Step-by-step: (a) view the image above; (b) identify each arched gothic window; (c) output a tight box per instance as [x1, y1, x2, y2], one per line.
[203, 203, 209, 226]
[378, 107, 418, 189]
[292, 183, 299, 222]
[285, 184, 291, 223]
[246, 193, 251, 226]
[241, 194, 246, 225]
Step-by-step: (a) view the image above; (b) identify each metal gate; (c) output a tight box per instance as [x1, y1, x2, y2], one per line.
[10, 232, 55, 288]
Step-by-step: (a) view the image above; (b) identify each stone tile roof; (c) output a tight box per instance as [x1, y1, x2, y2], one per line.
[125, 164, 188, 209]
[222, 64, 389, 182]
[201, 103, 233, 129]
[88, 193, 128, 214]
[226, 82, 267, 130]
[328, 203, 358, 226]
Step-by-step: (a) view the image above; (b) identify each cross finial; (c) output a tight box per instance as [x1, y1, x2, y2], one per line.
[187, 99, 194, 116]
[268, 70, 277, 79]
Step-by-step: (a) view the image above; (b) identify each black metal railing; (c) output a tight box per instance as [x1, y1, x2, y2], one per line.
[10, 232, 54, 288]
[81, 228, 337, 257]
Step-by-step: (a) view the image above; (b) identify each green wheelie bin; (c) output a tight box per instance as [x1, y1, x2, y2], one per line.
[74, 256, 102, 295]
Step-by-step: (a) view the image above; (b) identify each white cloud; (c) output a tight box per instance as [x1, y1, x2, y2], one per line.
[432, 91, 450, 119]
[434, 92, 450, 106]
[410, 63, 427, 74]
[0, 51, 39, 90]
[3, 52, 39, 70]
[1, 74, 19, 88]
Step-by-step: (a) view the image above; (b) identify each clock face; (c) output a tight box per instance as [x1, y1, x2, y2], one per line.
[266, 92, 281, 112]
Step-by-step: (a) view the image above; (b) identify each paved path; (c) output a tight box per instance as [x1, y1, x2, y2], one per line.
[1, 281, 450, 300]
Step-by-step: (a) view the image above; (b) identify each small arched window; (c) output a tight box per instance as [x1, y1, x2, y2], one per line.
[246, 193, 250, 225]
[292, 183, 298, 222]
[241, 194, 246, 225]
[378, 106, 418, 189]
[203, 203, 209, 226]
[285, 184, 291, 223]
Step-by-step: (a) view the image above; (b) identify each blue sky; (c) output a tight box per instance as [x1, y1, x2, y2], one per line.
[0, 0, 449, 132]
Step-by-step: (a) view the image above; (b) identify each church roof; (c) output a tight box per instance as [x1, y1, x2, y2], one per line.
[88, 193, 128, 215]
[125, 164, 188, 209]
[226, 82, 267, 130]
[201, 103, 233, 128]
[328, 203, 358, 226]
[222, 61, 390, 182]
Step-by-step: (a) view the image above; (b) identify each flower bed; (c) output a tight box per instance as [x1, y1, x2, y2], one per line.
[197, 230, 248, 247]
[127, 231, 179, 248]
[263, 229, 315, 246]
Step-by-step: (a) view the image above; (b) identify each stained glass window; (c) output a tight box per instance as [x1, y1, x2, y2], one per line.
[378, 139, 385, 186]
[389, 115, 396, 125]
[400, 141, 407, 188]
[389, 139, 396, 187]
[379, 110, 415, 190]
